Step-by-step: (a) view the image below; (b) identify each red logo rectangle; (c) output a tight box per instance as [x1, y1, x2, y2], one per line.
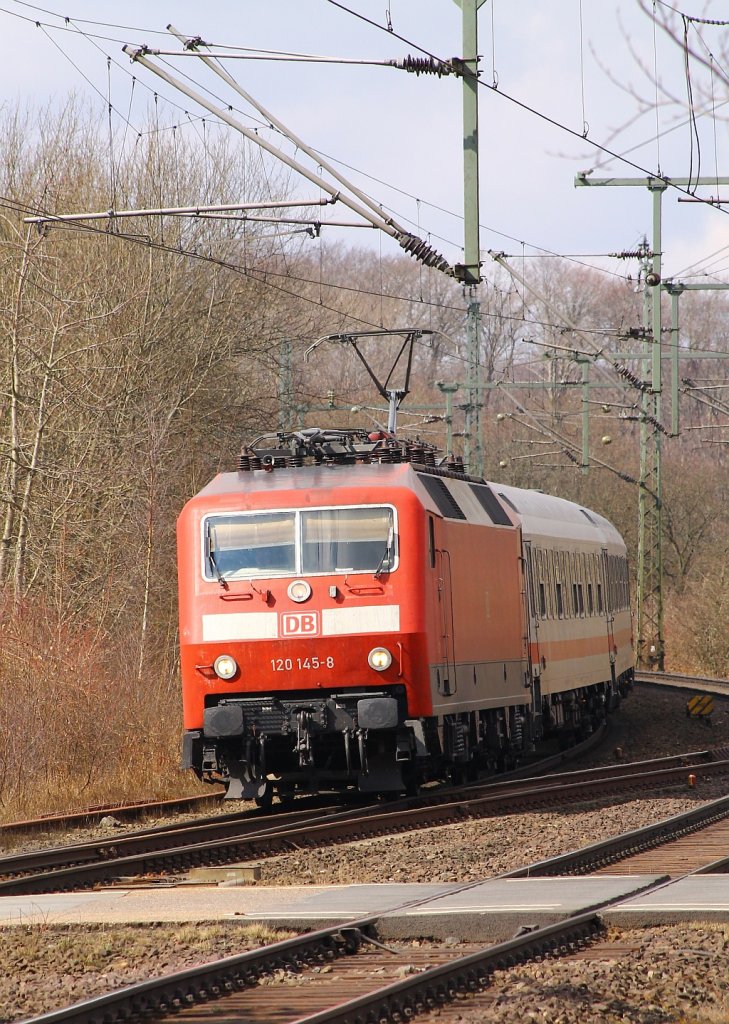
[281, 611, 320, 636]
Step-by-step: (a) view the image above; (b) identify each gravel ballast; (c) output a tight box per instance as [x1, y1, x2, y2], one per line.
[418, 924, 729, 1024]
[253, 682, 729, 885]
[0, 922, 293, 1024]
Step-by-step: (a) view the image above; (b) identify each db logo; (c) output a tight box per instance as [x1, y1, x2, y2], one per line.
[281, 612, 320, 636]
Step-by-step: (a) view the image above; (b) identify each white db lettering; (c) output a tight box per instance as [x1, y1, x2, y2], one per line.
[281, 612, 320, 636]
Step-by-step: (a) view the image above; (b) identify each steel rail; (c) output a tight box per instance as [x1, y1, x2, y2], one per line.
[3, 753, 728, 897]
[0, 801, 344, 876]
[3, 672, 721, 840]
[283, 914, 604, 1024]
[636, 670, 729, 692]
[1, 792, 224, 834]
[1, 743, 716, 878]
[0, 723, 607, 856]
[502, 793, 729, 877]
[284, 803, 729, 1024]
[14, 886, 604, 1024]
[15, 920, 370, 1024]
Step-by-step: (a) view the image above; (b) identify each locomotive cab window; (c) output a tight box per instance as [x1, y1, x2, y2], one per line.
[202, 505, 397, 581]
[302, 507, 395, 573]
[205, 512, 296, 578]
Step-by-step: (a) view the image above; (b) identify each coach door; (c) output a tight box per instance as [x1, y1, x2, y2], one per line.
[522, 540, 542, 718]
[601, 547, 617, 684]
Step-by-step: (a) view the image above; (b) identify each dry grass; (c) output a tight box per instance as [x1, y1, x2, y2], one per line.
[665, 572, 729, 678]
[0, 598, 203, 823]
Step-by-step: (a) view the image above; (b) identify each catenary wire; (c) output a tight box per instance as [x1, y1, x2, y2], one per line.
[0, 1, 711, 287]
[4, 3, 726, 314]
[325, 0, 729, 217]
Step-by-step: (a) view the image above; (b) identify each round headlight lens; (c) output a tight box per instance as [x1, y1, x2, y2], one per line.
[288, 579, 312, 603]
[213, 654, 238, 680]
[368, 647, 392, 672]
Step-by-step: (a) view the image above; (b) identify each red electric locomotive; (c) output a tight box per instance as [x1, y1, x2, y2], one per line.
[177, 429, 633, 803]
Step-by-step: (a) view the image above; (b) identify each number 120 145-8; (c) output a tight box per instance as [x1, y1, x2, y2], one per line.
[271, 656, 335, 671]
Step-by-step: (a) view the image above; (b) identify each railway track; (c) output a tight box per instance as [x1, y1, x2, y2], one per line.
[18, 788, 729, 1024]
[4, 670, 724, 844]
[2, 746, 728, 897]
[0, 792, 225, 837]
[14, 912, 605, 1024]
[4, 722, 604, 839]
[9, 672, 729, 1024]
[0, 734, 613, 880]
[503, 790, 729, 878]
[5, 669, 724, 841]
[635, 669, 729, 693]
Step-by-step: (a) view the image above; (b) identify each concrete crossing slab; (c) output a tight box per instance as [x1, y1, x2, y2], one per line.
[0, 876, 727, 941]
[604, 875, 729, 927]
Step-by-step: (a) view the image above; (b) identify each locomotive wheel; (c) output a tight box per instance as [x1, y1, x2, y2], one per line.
[446, 764, 464, 786]
[276, 782, 296, 807]
[559, 730, 577, 751]
[403, 770, 423, 798]
[254, 781, 274, 811]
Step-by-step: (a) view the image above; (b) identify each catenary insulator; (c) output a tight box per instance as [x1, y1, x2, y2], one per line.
[392, 55, 452, 77]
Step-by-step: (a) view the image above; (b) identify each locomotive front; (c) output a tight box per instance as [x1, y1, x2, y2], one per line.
[177, 458, 429, 801]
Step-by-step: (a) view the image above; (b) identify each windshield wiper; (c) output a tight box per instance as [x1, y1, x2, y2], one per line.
[206, 524, 229, 589]
[209, 548, 229, 589]
[374, 525, 395, 579]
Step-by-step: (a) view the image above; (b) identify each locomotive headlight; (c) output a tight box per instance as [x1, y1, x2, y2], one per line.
[288, 579, 312, 603]
[368, 647, 392, 672]
[213, 654, 238, 680]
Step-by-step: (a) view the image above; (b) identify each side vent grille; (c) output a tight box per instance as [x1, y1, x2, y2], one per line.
[417, 474, 467, 520]
[469, 485, 513, 526]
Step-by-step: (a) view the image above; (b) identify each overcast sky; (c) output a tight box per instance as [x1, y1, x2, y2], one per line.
[1, 1, 728, 284]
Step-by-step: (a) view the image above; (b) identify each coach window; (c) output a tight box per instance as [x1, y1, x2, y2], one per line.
[547, 549, 555, 619]
[536, 552, 548, 614]
[555, 581, 564, 618]
[589, 555, 595, 613]
[539, 550, 548, 618]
